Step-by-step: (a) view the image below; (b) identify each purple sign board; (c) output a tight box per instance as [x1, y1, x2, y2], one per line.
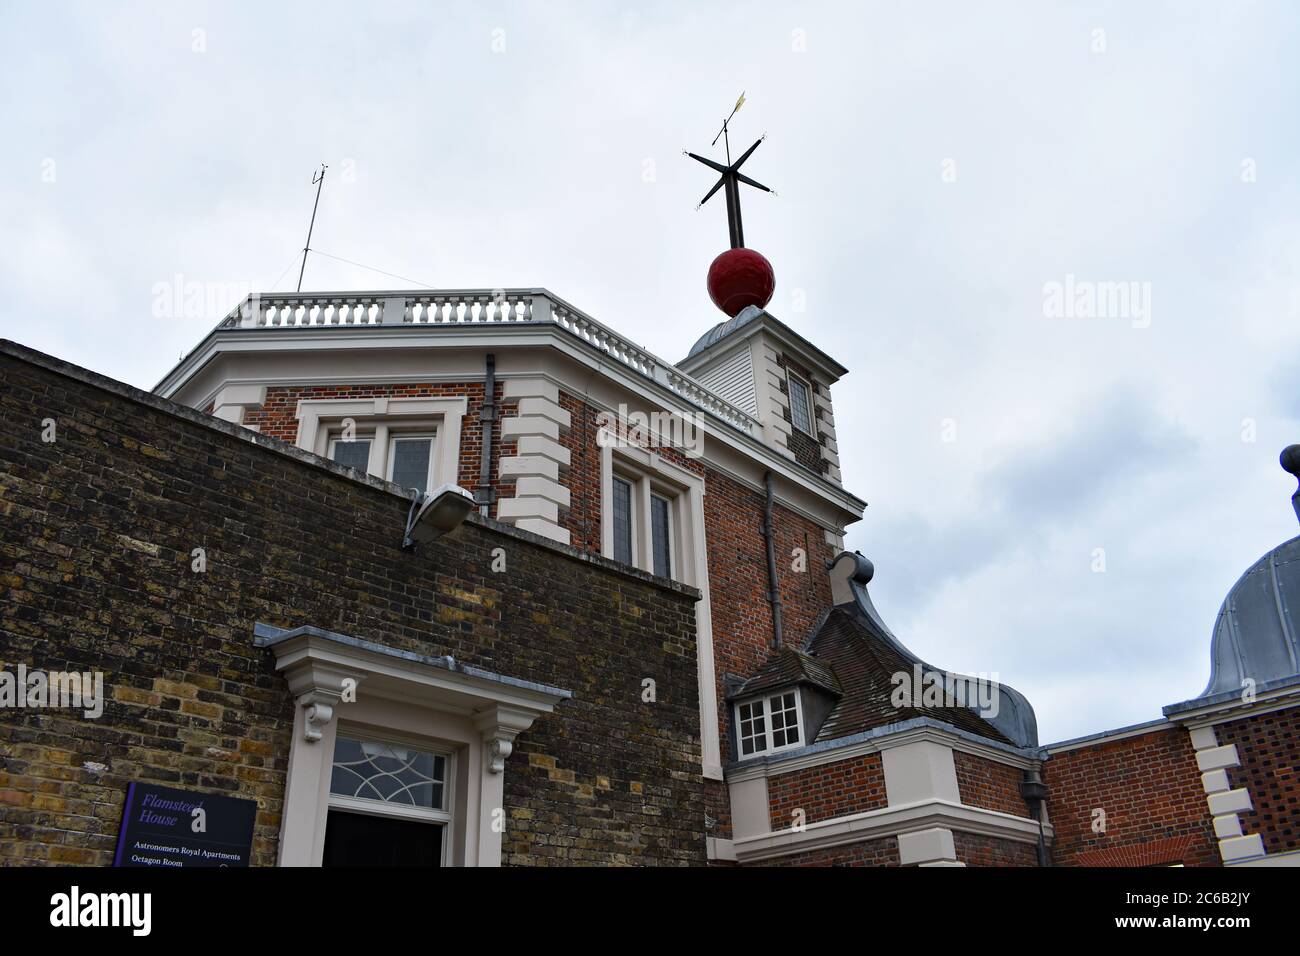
[113, 782, 257, 867]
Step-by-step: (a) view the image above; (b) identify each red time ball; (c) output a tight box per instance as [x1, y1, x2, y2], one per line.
[706, 248, 775, 317]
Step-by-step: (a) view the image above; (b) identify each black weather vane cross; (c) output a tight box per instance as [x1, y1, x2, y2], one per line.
[685, 92, 776, 249]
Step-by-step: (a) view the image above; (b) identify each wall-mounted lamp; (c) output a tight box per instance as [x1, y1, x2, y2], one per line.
[402, 484, 476, 550]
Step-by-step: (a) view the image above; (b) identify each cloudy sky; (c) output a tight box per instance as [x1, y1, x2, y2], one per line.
[3, 1, 1298, 743]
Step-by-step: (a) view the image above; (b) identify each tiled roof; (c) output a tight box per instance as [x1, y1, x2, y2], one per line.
[805, 607, 1012, 746]
[730, 646, 842, 700]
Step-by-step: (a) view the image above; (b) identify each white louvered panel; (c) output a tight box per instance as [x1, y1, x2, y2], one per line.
[695, 346, 758, 417]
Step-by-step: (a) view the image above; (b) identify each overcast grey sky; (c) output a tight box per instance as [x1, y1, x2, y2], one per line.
[3, 1, 1298, 743]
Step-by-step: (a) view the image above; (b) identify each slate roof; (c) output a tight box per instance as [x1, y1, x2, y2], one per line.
[805, 607, 1013, 746]
[729, 646, 842, 700]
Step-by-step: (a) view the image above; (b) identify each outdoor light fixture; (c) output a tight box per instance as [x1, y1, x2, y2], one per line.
[402, 483, 476, 550]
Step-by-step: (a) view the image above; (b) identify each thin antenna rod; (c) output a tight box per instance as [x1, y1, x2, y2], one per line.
[296, 164, 327, 292]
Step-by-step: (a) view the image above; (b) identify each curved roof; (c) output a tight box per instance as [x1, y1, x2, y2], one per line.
[1199, 534, 1300, 699]
[685, 305, 764, 359]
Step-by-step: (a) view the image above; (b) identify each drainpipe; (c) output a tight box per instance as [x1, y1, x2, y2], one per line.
[1020, 767, 1051, 866]
[477, 354, 496, 516]
[762, 471, 784, 650]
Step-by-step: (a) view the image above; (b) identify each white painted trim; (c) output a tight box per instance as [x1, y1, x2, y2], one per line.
[294, 396, 466, 492]
[726, 721, 1037, 783]
[1182, 724, 1268, 866]
[264, 629, 564, 867]
[706, 837, 737, 863]
[598, 433, 722, 779]
[732, 798, 1049, 865]
[157, 324, 866, 523]
[898, 827, 961, 866]
[734, 689, 806, 759]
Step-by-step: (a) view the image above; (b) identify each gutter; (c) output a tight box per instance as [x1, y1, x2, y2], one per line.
[762, 471, 784, 650]
[477, 353, 496, 516]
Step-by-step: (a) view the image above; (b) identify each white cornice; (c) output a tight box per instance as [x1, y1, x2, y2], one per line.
[159, 325, 867, 526]
[726, 720, 1039, 782]
[732, 798, 1051, 864]
[1165, 684, 1300, 729]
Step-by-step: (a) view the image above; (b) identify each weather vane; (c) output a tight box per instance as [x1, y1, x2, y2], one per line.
[685, 93, 777, 317]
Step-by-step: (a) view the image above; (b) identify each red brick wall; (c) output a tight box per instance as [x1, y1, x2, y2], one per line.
[1043, 727, 1218, 867]
[767, 752, 887, 830]
[954, 751, 1031, 818]
[952, 831, 1038, 866]
[702, 467, 836, 753]
[557, 392, 603, 552]
[760, 837, 900, 867]
[553, 391, 838, 754]
[1214, 706, 1300, 855]
[236, 382, 504, 502]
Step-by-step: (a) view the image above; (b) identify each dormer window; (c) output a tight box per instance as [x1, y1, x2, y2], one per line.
[736, 690, 804, 757]
[787, 374, 814, 436]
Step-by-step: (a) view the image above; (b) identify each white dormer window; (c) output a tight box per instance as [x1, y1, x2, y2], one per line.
[735, 690, 804, 757]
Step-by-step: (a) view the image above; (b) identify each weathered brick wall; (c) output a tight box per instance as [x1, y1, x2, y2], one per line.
[952, 831, 1038, 866]
[953, 751, 1031, 818]
[0, 345, 705, 867]
[767, 752, 887, 830]
[1214, 707, 1300, 855]
[704, 778, 732, 842]
[1043, 727, 1218, 867]
[761, 836, 900, 867]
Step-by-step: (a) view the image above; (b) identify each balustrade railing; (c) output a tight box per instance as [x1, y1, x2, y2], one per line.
[219, 289, 763, 438]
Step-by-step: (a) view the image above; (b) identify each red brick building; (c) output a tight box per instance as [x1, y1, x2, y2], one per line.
[4, 280, 1298, 867]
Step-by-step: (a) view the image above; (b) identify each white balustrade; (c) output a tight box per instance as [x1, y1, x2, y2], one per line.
[219, 289, 763, 438]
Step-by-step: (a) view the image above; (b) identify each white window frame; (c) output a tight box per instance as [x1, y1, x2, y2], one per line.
[326, 729, 455, 867]
[385, 431, 439, 494]
[787, 373, 815, 436]
[734, 690, 805, 758]
[606, 462, 680, 581]
[595, 427, 722, 780]
[263, 623, 567, 867]
[296, 397, 466, 491]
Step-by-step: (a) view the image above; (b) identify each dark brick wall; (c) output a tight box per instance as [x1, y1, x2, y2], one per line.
[0, 345, 706, 867]
[1215, 707, 1300, 855]
[767, 752, 887, 830]
[954, 751, 1032, 818]
[1043, 727, 1218, 867]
